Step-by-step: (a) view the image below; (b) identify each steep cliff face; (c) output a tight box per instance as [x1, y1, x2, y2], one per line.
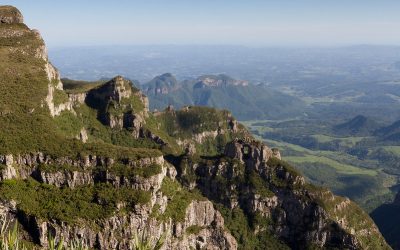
[85, 76, 149, 137]
[0, 151, 236, 249]
[194, 75, 249, 88]
[175, 140, 390, 249]
[0, 5, 391, 250]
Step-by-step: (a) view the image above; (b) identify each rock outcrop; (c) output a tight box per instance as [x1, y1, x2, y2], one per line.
[0, 6, 23, 24]
[86, 76, 149, 138]
[194, 75, 249, 88]
[179, 139, 389, 249]
[0, 149, 237, 249]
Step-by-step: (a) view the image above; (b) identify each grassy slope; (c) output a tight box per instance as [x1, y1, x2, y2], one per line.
[0, 23, 69, 155]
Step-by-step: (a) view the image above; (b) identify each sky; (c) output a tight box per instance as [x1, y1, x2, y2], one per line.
[3, 0, 400, 48]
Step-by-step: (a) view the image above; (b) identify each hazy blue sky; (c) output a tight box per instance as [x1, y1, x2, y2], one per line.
[4, 0, 400, 47]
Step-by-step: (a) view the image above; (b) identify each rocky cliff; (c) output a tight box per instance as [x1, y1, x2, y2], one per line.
[0, 5, 391, 250]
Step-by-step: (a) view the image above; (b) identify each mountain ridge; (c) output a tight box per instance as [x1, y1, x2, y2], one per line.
[0, 6, 391, 250]
[142, 73, 307, 120]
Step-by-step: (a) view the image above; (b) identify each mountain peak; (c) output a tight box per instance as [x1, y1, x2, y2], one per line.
[144, 73, 178, 95]
[333, 115, 379, 136]
[0, 5, 23, 24]
[194, 74, 248, 88]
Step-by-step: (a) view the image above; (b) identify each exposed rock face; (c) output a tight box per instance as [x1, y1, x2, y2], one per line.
[272, 148, 282, 160]
[46, 84, 74, 117]
[36, 170, 94, 188]
[0, 6, 23, 24]
[172, 200, 237, 250]
[77, 128, 88, 143]
[180, 139, 388, 249]
[86, 76, 148, 137]
[194, 75, 249, 88]
[0, 150, 237, 250]
[8, 198, 236, 250]
[0, 152, 165, 183]
[0, 164, 17, 181]
[94, 76, 133, 103]
[224, 139, 274, 168]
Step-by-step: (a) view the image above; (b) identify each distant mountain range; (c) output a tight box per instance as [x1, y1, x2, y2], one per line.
[141, 73, 307, 120]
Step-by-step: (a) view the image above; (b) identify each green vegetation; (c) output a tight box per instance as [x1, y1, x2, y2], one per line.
[185, 225, 203, 235]
[381, 146, 400, 154]
[53, 111, 83, 137]
[159, 177, 205, 222]
[53, 88, 69, 105]
[215, 204, 289, 250]
[61, 78, 105, 94]
[83, 77, 144, 120]
[285, 155, 376, 176]
[333, 115, 380, 136]
[247, 170, 274, 198]
[156, 106, 229, 136]
[176, 106, 224, 133]
[150, 106, 246, 155]
[310, 134, 365, 146]
[0, 214, 166, 250]
[130, 229, 167, 250]
[245, 119, 399, 212]
[48, 235, 90, 250]
[0, 23, 60, 155]
[0, 179, 150, 224]
[0, 221, 27, 250]
[25, 139, 162, 161]
[314, 191, 389, 249]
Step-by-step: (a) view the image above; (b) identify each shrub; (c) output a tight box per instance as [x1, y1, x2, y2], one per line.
[0, 179, 150, 224]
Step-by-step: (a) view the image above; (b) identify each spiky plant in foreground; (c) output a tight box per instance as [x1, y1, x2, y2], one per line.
[130, 229, 168, 250]
[48, 235, 88, 250]
[1, 215, 165, 250]
[0, 216, 26, 250]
